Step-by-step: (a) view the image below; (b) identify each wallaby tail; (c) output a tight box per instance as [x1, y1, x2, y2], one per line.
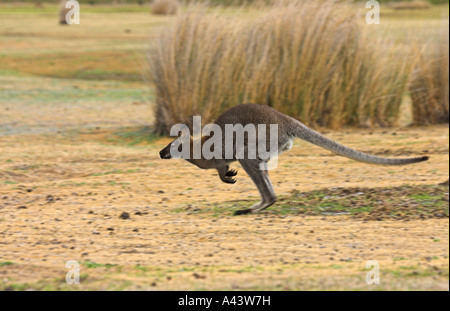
[292, 119, 429, 165]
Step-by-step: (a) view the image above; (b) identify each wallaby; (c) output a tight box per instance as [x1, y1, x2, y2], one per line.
[159, 104, 429, 215]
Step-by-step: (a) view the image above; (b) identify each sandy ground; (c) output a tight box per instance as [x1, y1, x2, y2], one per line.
[0, 124, 448, 290]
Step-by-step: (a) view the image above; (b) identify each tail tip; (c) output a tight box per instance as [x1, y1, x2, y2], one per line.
[421, 156, 430, 162]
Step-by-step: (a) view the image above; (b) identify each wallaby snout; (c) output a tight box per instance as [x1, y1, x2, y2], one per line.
[159, 145, 172, 159]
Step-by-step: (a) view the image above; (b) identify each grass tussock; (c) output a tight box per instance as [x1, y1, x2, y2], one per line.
[151, 0, 180, 15]
[410, 24, 449, 124]
[59, 0, 70, 25]
[149, 0, 416, 134]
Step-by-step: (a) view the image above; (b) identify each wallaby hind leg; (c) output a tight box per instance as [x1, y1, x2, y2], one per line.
[234, 160, 276, 215]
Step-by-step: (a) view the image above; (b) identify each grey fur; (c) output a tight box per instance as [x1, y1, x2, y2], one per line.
[159, 104, 429, 215]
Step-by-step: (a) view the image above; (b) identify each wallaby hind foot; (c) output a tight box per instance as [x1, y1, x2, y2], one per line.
[233, 160, 277, 215]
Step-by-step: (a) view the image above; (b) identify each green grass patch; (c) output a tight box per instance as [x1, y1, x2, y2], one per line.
[174, 184, 449, 220]
[91, 169, 140, 177]
[109, 127, 158, 146]
[81, 261, 117, 269]
[0, 51, 144, 83]
[3, 180, 18, 185]
[0, 261, 14, 267]
[0, 3, 152, 14]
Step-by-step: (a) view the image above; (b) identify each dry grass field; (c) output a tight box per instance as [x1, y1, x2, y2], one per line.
[0, 2, 448, 290]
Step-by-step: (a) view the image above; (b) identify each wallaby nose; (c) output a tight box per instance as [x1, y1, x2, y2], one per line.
[159, 149, 171, 159]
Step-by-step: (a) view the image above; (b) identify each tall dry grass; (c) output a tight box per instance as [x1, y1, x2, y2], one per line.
[410, 25, 449, 124]
[59, 0, 70, 25]
[149, 0, 416, 134]
[151, 0, 180, 15]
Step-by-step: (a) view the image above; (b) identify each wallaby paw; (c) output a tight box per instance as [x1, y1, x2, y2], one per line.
[224, 177, 237, 184]
[226, 169, 238, 177]
[234, 209, 252, 216]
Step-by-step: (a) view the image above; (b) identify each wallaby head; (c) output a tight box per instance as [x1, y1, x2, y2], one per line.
[160, 133, 220, 170]
[159, 103, 430, 215]
[159, 138, 182, 159]
[160, 128, 188, 159]
[160, 130, 195, 160]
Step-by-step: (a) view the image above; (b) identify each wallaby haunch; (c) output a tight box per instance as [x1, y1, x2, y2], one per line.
[159, 104, 429, 215]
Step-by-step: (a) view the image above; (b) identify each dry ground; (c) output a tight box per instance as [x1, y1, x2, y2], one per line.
[0, 3, 449, 291]
[0, 125, 448, 290]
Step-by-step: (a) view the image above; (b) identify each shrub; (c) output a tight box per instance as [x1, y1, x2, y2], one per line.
[151, 0, 180, 15]
[410, 24, 449, 124]
[59, 0, 70, 25]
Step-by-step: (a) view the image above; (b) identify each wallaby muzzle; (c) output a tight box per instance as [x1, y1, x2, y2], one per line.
[159, 145, 172, 159]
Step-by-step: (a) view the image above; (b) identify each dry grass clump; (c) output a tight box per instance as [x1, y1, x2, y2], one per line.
[151, 0, 180, 15]
[410, 25, 449, 124]
[59, 0, 70, 25]
[149, 0, 415, 134]
[390, 0, 432, 10]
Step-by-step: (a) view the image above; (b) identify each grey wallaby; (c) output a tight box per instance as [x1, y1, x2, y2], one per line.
[159, 104, 429, 215]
